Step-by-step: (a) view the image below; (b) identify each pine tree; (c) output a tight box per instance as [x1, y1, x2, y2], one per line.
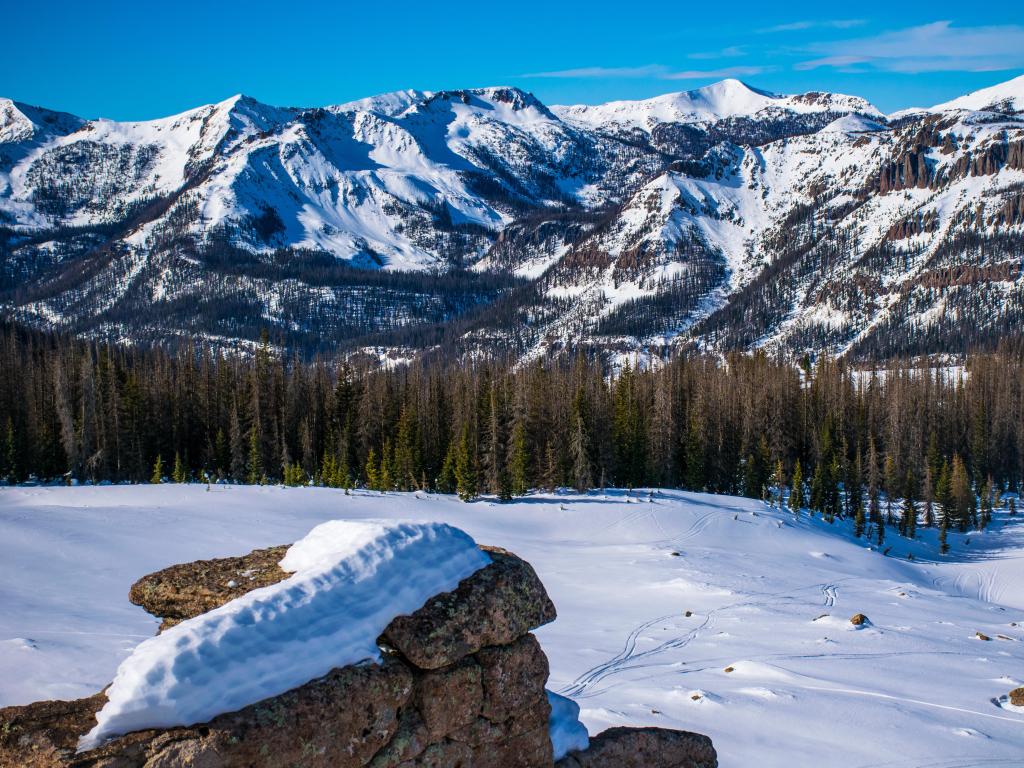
[847, 450, 864, 523]
[867, 436, 882, 528]
[683, 414, 704, 492]
[1010, 497, 1018, 516]
[950, 454, 975, 532]
[455, 424, 478, 501]
[172, 451, 187, 484]
[853, 497, 866, 539]
[979, 476, 994, 530]
[509, 420, 529, 497]
[380, 439, 394, 492]
[2, 417, 14, 484]
[936, 459, 952, 522]
[543, 442, 559, 492]
[789, 459, 804, 514]
[365, 447, 381, 491]
[901, 469, 917, 539]
[246, 426, 263, 485]
[771, 460, 786, 508]
[939, 513, 949, 554]
[229, 404, 245, 482]
[437, 439, 457, 495]
[921, 465, 936, 528]
[151, 454, 164, 484]
[570, 396, 593, 493]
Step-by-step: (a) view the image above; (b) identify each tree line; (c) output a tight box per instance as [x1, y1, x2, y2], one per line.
[1, 321, 1021, 546]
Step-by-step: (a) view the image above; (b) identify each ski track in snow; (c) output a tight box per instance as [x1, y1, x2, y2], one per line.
[0, 485, 1022, 767]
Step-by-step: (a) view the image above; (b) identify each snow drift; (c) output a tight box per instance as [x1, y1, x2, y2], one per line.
[79, 520, 491, 749]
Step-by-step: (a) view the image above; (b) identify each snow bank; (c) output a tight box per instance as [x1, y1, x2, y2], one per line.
[547, 690, 589, 760]
[79, 520, 490, 750]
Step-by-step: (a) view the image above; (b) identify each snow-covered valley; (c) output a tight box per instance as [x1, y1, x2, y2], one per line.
[1, 485, 1021, 767]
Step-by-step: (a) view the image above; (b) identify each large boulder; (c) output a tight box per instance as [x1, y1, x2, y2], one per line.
[382, 547, 557, 670]
[0, 540, 716, 768]
[556, 727, 717, 768]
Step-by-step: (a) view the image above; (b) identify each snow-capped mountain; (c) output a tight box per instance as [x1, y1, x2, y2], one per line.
[1, 77, 1022, 359]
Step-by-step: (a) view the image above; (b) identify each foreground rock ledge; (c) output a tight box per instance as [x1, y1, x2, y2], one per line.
[0, 542, 717, 768]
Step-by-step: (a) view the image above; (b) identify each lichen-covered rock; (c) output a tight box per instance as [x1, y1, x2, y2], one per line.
[381, 547, 556, 670]
[1, 657, 415, 768]
[1010, 687, 1024, 707]
[129, 545, 289, 630]
[556, 726, 718, 768]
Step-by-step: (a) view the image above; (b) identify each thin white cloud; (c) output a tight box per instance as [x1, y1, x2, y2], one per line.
[663, 65, 770, 80]
[760, 19, 865, 34]
[688, 46, 746, 60]
[521, 65, 668, 79]
[797, 21, 1024, 73]
[521, 64, 769, 80]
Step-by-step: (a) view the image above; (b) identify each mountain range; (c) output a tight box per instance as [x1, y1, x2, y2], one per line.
[2, 75, 1023, 361]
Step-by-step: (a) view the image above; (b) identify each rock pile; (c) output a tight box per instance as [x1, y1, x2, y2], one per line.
[0, 543, 716, 768]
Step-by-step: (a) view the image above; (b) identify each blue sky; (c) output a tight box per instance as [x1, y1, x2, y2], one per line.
[3, 0, 1023, 119]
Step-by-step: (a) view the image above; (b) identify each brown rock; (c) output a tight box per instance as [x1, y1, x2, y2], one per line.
[1, 657, 415, 768]
[1010, 687, 1024, 707]
[556, 726, 717, 768]
[129, 545, 289, 630]
[850, 613, 869, 626]
[976, 631, 991, 641]
[414, 658, 482, 738]
[477, 634, 550, 726]
[382, 548, 557, 670]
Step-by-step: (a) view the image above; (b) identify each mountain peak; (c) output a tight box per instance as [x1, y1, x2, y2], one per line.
[931, 73, 1024, 114]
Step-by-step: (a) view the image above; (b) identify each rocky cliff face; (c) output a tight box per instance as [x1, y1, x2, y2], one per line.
[0, 544, 716, 768]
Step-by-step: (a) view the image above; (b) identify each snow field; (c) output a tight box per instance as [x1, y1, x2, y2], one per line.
[1, 485, 1022, 766]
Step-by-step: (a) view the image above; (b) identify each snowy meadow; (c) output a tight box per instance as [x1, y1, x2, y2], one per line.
[1, 484, 1022, 767]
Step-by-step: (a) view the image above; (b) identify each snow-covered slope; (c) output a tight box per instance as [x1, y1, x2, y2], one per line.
[931, 73, 1024, 114]
[1, 485, 1022, 767]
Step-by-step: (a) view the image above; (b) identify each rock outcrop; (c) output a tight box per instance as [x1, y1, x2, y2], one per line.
[0, 542, 717, 768]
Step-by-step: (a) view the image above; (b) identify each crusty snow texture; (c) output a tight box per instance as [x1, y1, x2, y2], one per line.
[79, 520, 490, 749]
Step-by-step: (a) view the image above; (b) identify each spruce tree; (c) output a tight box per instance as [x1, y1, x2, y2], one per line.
[789, 460, 804, 514]
[771, 460, 786, 508]
[921, 465, 936, 527]
[229, 404, 245, 482]
[247, 426, 263, 485]
[939, 513, 949, 554]
[437, 440, 457, 495]
[979, 476, 994, 530]
[570, 407, 592, 493]
[901, 469, 917, 539]
[365, 447, 381, 491]
[172, 451, 187, 484]
[2, 417, 14, 484]
[151, 454, 164, 484]
[950, 454, 975, 532]
[509, 420, 529, 497]
[684, 414, 704, 492]
[455, 425, 478, 501]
